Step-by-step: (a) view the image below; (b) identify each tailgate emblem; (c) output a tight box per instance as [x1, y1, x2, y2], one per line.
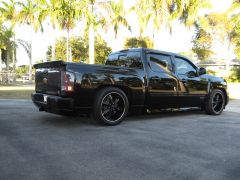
[43, 78, 48, 84]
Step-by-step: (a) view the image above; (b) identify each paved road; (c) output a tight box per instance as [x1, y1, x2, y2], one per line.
[0, 99, 240, 180]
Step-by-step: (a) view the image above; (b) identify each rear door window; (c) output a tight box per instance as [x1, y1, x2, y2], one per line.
[106, 53, 119, 66]
[106, 51, 143, 69]
[126, 52, 143, 69]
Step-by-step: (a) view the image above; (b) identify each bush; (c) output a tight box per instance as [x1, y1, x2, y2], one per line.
[46, 36, 112, 64]
[228, 67, 240, 82]
[16, 66, 28, 75]
[207, 69, 217, 76]
[124, 37, 153, 48]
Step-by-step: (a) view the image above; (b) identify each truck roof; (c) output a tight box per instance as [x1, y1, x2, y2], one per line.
[111, 48, 189, 60]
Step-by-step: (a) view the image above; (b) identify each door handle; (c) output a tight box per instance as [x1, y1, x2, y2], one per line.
[152, 76, 161, 80]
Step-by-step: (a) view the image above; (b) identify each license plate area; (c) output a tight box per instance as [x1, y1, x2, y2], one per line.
[43, 95, 48, 103]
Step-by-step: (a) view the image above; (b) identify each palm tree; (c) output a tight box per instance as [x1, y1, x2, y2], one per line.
[0, 25, 15, 73]
[205, 1, 240, 73]
[0, 0, 18, 80]
[133, 0, 210, 48]
[17, 39, 31, 62]
[107, 0, 131, 40]
[18, 0, 42, 81]
[38, 0, 60, 60]
[179, 0, 211, 27]
[0, 25, 5, 72]
[81, 0, 130, 64]
[55, 0, 82, 62]
[133, 0, 177, 47]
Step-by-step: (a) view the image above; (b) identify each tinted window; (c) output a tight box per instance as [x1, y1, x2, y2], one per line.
[148, 53, 172, 72]
[106, 53, 119, 66]
[175, 57, 197, 75]
[126, 52, 143, 69]
[106, 52, 142, 69]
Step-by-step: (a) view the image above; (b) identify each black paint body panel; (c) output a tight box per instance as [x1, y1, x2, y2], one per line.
[32, 48, 228, 114]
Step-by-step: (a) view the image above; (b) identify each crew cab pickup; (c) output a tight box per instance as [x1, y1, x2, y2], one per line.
[32, 48, 228, 125]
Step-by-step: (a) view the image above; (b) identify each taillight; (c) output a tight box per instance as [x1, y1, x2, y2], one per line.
[61, 71, 75, 92]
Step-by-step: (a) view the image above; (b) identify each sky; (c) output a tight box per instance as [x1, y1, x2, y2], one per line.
[14, 0, 233, 66]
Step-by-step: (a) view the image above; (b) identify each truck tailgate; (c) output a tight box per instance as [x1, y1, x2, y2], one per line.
[34, 61, 65, 95]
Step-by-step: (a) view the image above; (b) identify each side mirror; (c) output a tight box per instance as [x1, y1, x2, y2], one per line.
[186, 71, 197, 78]
[198, 67, 206, 75]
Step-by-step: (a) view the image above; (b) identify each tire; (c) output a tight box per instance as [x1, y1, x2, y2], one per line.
[93, 87, 129, 126]
[205, 89, 225, 115]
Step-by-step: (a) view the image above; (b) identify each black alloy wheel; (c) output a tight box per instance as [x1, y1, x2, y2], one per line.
[205, 89, 225, 115]
[93, 87, 129, 125]
[101, 92, 125, 122]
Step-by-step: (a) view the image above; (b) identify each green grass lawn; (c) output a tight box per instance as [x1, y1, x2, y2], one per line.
[0, 83, 239, 99]
[0, 90, 34, 99]
[0, 85, 34, 99]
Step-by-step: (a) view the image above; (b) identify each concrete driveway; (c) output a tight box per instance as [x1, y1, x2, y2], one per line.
[0, 99, 239, 180]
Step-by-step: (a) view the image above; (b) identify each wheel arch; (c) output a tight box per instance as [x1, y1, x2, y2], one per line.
[219, 88, 228, 106]
[209, 87, 228, 107]
[95, 85, 132, 107]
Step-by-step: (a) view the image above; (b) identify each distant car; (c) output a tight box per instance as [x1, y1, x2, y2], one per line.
[32, 48, 229, 126]
[22, 73, 34, 80]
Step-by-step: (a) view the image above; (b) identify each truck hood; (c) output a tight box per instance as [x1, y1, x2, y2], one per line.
[203, 74, 227, 86]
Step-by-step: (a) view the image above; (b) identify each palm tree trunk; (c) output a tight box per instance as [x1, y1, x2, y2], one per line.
[0, 49, 2, 72]
[226, 41, 231, 74]
[7, 51, 10, 84]
[89, 22, 94, 64]
[29, 26, 33, 81]
[66, 28, 69, 62]
[153, 28, 157, 49]
[70, 46, 72, 62]
[12, 29, 16, 82]
[51, 27, 56, 60]
[89, 3, 94, 64]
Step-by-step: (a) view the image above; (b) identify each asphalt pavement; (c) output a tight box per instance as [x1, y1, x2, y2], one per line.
[0, 99, 240, 180]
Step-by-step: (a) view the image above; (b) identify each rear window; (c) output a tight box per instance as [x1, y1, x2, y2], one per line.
[106, 52, 143, 69]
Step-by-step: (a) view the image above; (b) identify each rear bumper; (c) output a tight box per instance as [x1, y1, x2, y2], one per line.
[31, 93, 74, 114]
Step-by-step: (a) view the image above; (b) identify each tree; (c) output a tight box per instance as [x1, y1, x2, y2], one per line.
[46, 36, 112, 64]
[38, 0, 60, 60]
[107, 0, 131, 39]
[81, 0, 111, 64]
[228, 0, 240, 60]
[17, 39, 31, 62]
[179, 0, 211, 27]
[124, 37, 153, 48]
[207, 12, 236, 71]
[55, 0, 83, 62]
[132, 0, 211, 47]
[192, 24, 213, 60]
[0, 22, 4, 72]
[18, 0, 42, 80]
[81, 0, 131, 64]
[0, 25, 15, 75]
[132, 0, 174, 47]
[0, 0, 18, 79]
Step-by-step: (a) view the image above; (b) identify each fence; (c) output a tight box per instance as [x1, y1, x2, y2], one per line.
[0, 72, 16, 85]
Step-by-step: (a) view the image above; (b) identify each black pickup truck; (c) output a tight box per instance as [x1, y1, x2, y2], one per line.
[32, 48, 228, 125]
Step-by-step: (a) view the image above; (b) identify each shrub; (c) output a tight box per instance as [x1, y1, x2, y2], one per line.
[124, 37, 153, 48]
[228, 67, 240, 82]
